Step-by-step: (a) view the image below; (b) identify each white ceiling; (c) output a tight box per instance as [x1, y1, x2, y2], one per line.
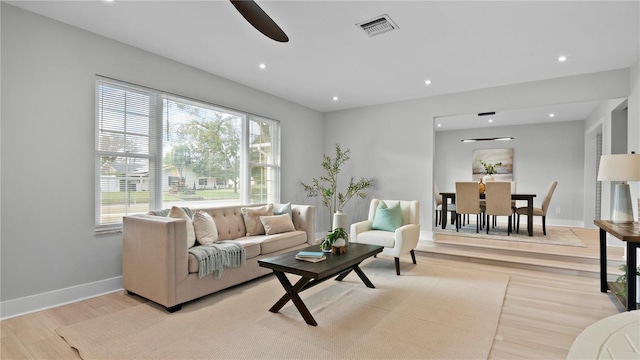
[7, 0, 640, 122]
[435, 100, 602, 132]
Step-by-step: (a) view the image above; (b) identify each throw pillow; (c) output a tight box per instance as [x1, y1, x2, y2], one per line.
[260, 214, 296, 235]
[241, 204, 274, 236]
[371, 201, 403, 232]
[192, 211, 218, 245]
[148, 207, 193, 218]
[168, 206, 197, 248]
[273, 202, 293, 219]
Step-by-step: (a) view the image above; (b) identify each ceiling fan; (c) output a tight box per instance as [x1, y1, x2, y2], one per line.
[230, 0, 289, 42]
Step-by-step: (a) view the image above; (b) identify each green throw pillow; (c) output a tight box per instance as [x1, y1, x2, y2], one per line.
[273, 202, 293, 219]
[371, 201, 402, 232]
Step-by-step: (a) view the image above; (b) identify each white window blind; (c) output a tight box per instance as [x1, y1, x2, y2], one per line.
[96, 80, 159, 230]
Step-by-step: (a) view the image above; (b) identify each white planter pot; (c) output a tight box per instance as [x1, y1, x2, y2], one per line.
[333, 210, 348, 231]
[483, 174, 495, 183]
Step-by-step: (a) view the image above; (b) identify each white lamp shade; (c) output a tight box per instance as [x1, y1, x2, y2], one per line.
[597, 154, 640, 181]
[597, 154, 640, 223]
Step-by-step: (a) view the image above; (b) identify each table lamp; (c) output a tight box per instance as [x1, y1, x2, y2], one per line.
[597, 153, 640, 223]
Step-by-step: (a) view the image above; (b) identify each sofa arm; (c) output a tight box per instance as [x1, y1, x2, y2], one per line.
[122, 214, 189, 308]
[350, 220, 373, 244]
[291, 205, 316, 245]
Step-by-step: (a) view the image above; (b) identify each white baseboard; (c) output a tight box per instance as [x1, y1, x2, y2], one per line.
[1, 276, 123, 320]
[420, 230, 435, 241]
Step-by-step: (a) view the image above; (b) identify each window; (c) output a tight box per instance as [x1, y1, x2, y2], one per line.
[248, 116, 280, 203]
[95, 78, 281, 231]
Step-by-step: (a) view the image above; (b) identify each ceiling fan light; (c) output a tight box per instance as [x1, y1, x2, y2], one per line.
[230, 0, 289, 43]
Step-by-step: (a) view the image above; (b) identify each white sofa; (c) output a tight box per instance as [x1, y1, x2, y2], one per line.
[122, 203, 316, 312]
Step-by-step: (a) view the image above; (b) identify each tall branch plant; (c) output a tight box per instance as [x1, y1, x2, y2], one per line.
[300, 144, 373, 229]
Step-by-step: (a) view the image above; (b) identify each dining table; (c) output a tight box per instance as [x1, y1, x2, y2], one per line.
[439, 192, 537, 236]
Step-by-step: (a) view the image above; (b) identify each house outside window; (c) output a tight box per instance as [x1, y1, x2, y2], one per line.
[95, 78, 281, 231]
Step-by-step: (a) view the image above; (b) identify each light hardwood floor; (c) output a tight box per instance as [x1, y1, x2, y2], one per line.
[1, 227, 624, 359]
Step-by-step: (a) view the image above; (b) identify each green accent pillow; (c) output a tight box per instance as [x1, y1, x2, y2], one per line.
[371, 201, 402, 232]
[273, 202, 293, 219]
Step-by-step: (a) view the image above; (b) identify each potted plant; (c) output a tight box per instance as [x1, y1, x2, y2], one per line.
[615, 264, 640, 299]
[301, 144, 373, 229]
[480, 160, 502, 182]
[322, 227, 348, 252]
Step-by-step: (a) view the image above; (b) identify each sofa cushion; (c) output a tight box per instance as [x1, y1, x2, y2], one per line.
[356, 230, 396, 248]
[260, 214, 295, 235]
[255, 230, 308, 255]
[188, 240, 260, 274]
[202, 208, 246, 241]
[193, 210, 218, 245]
[241, 204, 274, 236]
[168, 206, 197, 248]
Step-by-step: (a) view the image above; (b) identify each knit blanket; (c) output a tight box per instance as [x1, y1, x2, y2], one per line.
[188, 241, 246, 279]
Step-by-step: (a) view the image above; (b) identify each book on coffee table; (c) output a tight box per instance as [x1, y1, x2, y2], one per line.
[295, 251, 326, 262]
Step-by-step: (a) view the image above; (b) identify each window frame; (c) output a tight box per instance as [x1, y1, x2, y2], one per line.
[95, 77, 281, 232]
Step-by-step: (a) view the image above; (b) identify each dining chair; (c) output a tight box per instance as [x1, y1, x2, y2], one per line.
[510, 181, 517, 229]
[485, 181, 516, 229]
[455, 182, 483, 233]
[434, 183, 456, 226]
[516, 181, 558, 235]
[484, 181, 512, 235]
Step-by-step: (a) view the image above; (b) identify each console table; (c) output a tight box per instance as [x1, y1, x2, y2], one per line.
[594, 220, 640, 311]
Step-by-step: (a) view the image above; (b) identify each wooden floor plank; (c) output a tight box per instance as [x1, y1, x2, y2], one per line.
[0, 227, 623, 360]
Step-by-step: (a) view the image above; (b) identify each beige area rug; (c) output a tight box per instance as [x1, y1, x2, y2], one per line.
[56, 259, 509, 359]
[435, 223, 586, 247]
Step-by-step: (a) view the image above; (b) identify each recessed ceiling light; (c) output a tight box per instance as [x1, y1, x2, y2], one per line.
[549, 113, 555, 117]
[558, 55, 567, 62]
[437, 123, 441, 127]
[425, 79, 432, 85]
[332, 96, 338, 101]
[259, 63, 266, 69]
[488, 119, 494, 123]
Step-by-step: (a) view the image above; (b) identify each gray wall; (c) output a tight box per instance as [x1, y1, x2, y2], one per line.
[434, 120, 585, 226]
[0, 4, 323, 314]
[324, 69, 631, 237]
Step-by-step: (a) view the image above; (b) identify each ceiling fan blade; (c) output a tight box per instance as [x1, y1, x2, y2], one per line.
[230, 0, 289, 43]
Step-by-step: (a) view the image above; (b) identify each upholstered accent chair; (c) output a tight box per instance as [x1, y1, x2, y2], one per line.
[484, 181, 513, 235]
[351, 199, 420, 275]
[434, 182, 456, 226]
[516, 181, 558, 235]
[455, 182, 483, 233]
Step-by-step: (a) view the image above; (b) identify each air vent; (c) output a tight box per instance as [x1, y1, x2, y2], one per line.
[356, 14, 398, 37]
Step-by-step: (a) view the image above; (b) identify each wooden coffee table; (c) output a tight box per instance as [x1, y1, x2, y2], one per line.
[258, 243, 383, 326]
